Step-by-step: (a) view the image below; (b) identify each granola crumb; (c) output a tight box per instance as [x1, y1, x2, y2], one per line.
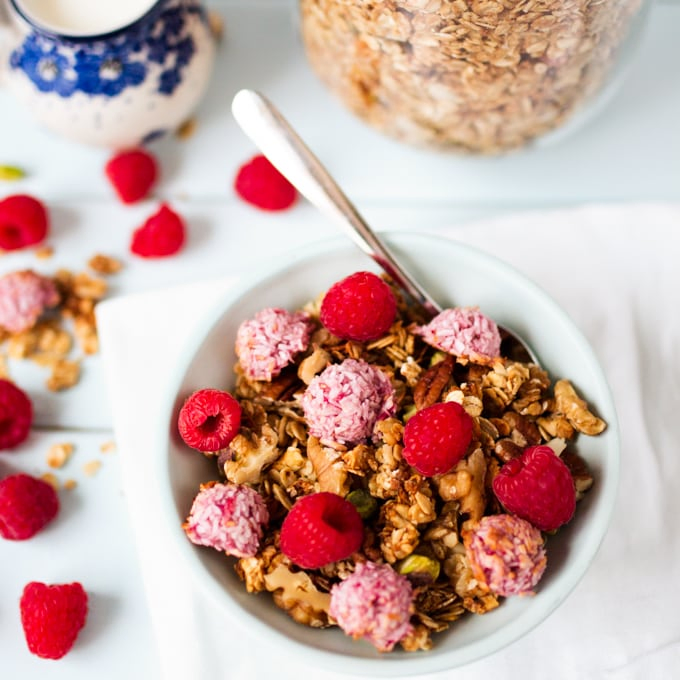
[82, 460, 102, 477]
[176, 117, 198, 140]
[46, 358, 81, 391]
[40, 472, 60, 490]
[87, 254, 123, 276]
[99, 440, 116, 454]
[0, 353, 8, 379]
[208, 10, 224, 41]
[63, 478, 78, 491]
[34, 245, 54, 260]
[46, 442, 75, 469]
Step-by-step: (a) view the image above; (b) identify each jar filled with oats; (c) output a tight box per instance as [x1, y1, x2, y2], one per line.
[299, 0, 647, 154]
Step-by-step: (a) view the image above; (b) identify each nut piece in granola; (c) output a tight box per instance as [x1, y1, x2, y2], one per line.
[264, 562, 331, 628]
[554, 379, 607, 435]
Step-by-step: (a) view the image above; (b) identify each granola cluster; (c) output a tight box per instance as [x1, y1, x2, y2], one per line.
[300, 0, 644, 153]
[205, 286, 605, 651]
[0, 255, 120, 391]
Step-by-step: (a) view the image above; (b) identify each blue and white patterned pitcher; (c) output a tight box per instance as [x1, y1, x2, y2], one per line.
[0, 0, 216, 147]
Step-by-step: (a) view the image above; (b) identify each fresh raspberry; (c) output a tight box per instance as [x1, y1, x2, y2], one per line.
[0, 473, 59, 540]
[280, 492, 364, 569]
[402, 401, 473, 476]
[105, 148, 158, 204]
[20, 581, 88, 659]
[234, 154, 297, 211]
[178, 388, 242, 453]
[320, 271, 397, 342]
[130, 203, 185, 258]
[0, 194, 49, 251]
[0, 379, 33, 450]
[492, 445, 576, 532]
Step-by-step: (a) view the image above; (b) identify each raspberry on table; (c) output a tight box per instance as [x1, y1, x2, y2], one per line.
[0, 379, 34, 450]
[20, 581, 88, 660]
[320, 271, 397, 342]
[0, 270, 60, 333]
[183, 482, 269, 557]
[130, 203, 186, 258]
[0, 473, 59, 540]
[177, 388, 242, 453]
[105, 148, 158, 204]
[402, 401, 473, 476]
[464, 514, 547, 597]
[492, 444, 576, 532]
[280, 492, 364, 569]
[234, 154, 297, 211]
[330, 561, 413, 652]
[0, 194, 49, 251]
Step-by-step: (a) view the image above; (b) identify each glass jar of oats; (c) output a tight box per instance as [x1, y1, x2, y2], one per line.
[299, 0, 648, 154]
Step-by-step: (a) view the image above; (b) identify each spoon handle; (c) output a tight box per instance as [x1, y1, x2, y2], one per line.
[231, 89, 441, 317]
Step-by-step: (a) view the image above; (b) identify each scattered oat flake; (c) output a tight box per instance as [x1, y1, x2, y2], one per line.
[46, 358, 80, 392]
[0, 165, 26, 181]
[82, 460, 102, 477]
[46, 442, 74, 469]
[40, 472, 60, 491]
[176, 117, 197, 140]
[35, 245, 54, 260]
[100, 440, 116, 454]
[63, 479, 77, 491]
[87, 254, 123, 275]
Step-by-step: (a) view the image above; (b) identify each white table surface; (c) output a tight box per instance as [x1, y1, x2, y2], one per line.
[1, 0, 679, 677]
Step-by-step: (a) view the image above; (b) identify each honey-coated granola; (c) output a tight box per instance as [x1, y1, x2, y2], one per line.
[198, 284, 605, 652]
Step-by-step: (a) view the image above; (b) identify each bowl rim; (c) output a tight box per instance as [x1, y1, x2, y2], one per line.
[154, 231, 620, 676]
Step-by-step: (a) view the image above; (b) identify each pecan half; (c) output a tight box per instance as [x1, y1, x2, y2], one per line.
[413, 355, 454, 410]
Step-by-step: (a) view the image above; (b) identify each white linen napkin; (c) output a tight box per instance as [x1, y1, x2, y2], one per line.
[97, 203, 680, 680]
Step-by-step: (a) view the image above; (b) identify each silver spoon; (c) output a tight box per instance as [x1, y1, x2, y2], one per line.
[231, 89, 537, 364]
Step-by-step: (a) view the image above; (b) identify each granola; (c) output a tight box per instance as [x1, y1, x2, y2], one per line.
[0, 261, 109, 389]
[184, 279, 605, 651]
[299, 0, 644, 153]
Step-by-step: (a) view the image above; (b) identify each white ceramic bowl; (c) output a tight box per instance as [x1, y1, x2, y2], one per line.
[156, 232, 619, 676]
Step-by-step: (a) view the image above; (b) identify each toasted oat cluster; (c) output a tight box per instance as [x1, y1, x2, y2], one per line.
[0, 256, 121, 390]
[300, 0, 643, 153]
[187, 281, 606, 652]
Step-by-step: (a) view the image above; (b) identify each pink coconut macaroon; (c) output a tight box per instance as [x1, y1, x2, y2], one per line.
[183, 482, 268, 558]
[414, 307, 501, 363]
[464, 514, 547, 597]
[330, 561, 414, 652]
[235, 307, 314, 381]
[301, 358, 395, 446]
[0, 270, 59, 333]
